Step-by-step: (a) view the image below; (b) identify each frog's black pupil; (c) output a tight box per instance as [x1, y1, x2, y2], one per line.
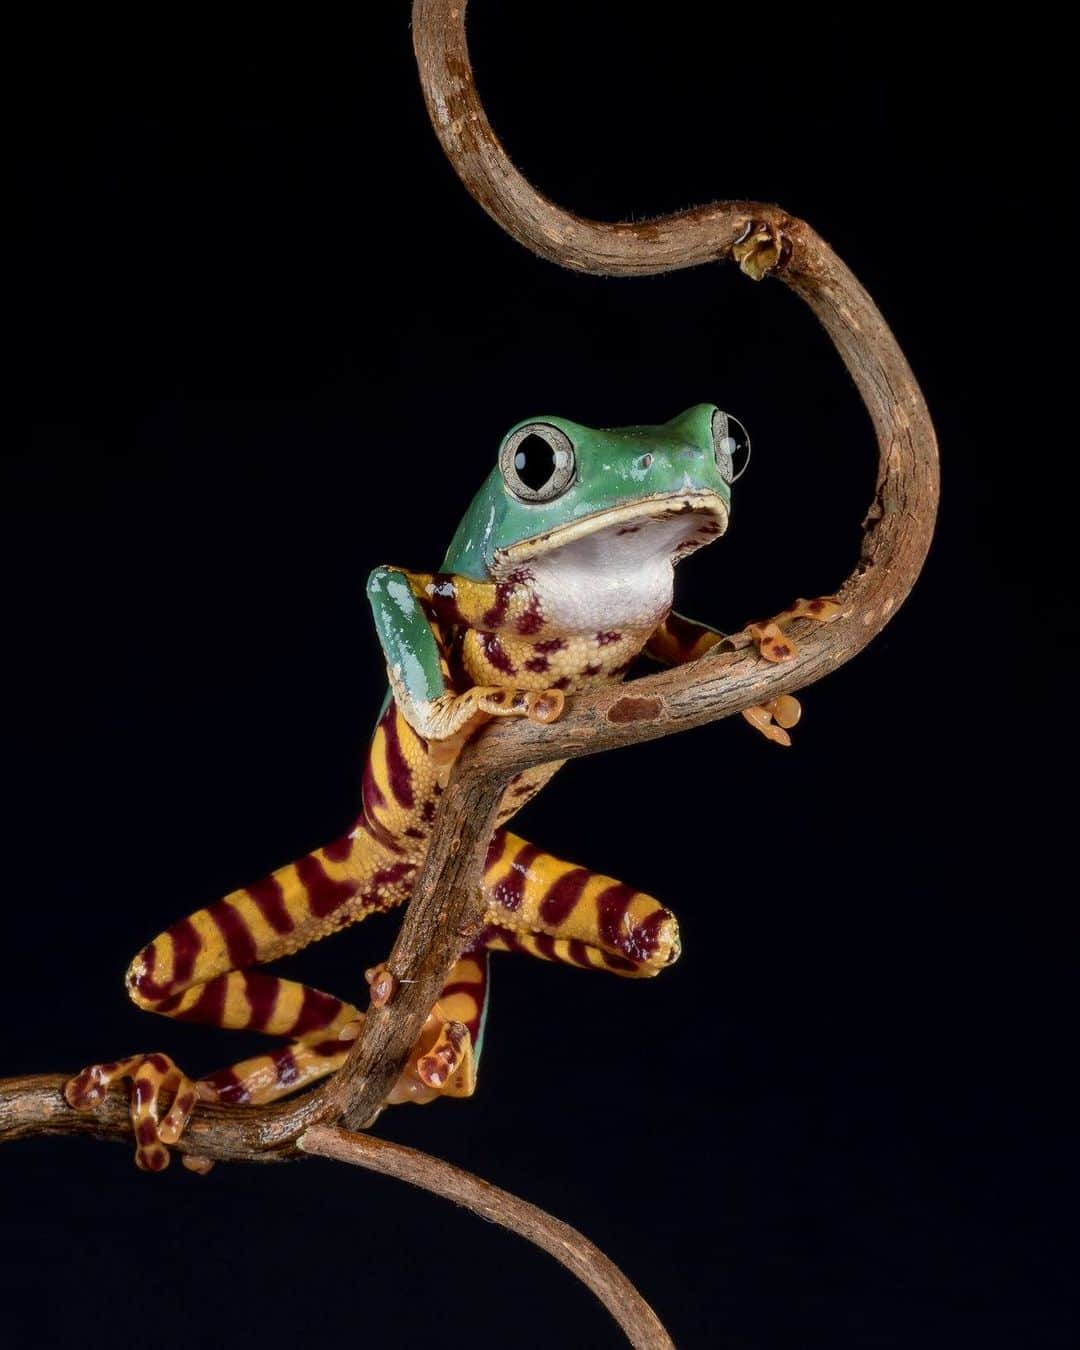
[514, 434, 556, 491]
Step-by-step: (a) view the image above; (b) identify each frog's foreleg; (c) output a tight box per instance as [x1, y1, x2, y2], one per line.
[480, 829, 680, 975]
[366, 567, 565, 762]
[647, 601, 840, 745]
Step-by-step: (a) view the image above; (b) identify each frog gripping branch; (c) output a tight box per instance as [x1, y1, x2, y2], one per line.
[1, 5, 938, 1347]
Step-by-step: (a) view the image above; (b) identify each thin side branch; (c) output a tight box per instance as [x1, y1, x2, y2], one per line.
[2, 4, 938, 1346]
[299, 1125, 673, 1350]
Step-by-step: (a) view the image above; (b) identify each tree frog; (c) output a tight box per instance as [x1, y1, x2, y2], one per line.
[65, 405, 838, 1170]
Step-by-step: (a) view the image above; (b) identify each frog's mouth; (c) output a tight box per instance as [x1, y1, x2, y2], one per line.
[494, 490, 729, 572]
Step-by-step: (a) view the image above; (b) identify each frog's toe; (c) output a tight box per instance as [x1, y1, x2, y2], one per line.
[65, 1052, 199, 1171]
[385, 1004, 475, 1106]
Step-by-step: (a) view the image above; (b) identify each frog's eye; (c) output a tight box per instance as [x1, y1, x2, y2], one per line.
[500, 423, 576, 502]
[711, 409, 751, 483]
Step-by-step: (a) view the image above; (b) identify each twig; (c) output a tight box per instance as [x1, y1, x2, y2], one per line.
[1, 3, 938, 1345]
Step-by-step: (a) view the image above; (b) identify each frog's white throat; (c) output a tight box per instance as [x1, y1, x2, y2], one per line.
[494, 491, 728, 633]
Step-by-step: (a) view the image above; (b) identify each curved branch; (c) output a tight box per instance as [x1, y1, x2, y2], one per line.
[299, 1125, 673, 1350]
[2, 5, 938, 1347]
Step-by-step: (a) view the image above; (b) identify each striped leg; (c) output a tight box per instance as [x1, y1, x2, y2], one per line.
[65, 823, 416, 1169]
[481, 830, 681, 975]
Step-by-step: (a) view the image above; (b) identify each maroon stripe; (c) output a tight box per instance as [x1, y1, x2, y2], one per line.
[174, 977, 227, 1026]
[382, 710, 415, 808]
[626, 908, 670, 961]
[363, 861, 415, 909]
[531, 933, 557, 961]
[292, 986, 345, 1037]
[322, 833, 354, 863]
[309, 1037, 349, 1057]
[243, 972, 282, 1032]
[482, 922, 522, 953]
[129, 943, 164, 999]
[165, 918, 201, 989]
[539, 868, 591, 927]
[202, 1067, 250, 1105]
[596, 883, 637, 951]
[210, 900, 257, 970]
[489, 841, 540, 913]
[295, 853, 357, 919]
[485, 829, 508, 870]
[603, 951, 639, 973]
[246, 873, 295, 936]
[271, 1047, 300, 1088]
[567, 939, 594, 968]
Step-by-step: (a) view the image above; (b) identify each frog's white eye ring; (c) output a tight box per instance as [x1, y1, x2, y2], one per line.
[711, 408, 751, 483]
[500, 423, 577, 503]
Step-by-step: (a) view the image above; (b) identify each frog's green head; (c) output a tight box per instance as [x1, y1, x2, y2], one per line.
[442, 404, 749, 580]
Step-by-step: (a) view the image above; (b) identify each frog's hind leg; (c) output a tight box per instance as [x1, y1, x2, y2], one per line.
[480, 829, 681, 975]
[65, 823, 416, 1168]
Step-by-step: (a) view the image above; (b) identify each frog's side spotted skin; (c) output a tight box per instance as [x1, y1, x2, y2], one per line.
[66, 405, 837, 1169]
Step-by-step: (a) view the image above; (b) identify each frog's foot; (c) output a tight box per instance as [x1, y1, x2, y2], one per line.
[425, 685, 566, 784]
[65, 1052, 199, 1172]
[742, 694, 802, 746]
[384, 1003, 475, 1106]
[747, 595, 842, 663]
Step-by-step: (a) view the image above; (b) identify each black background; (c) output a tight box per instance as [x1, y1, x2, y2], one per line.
[4, 8, 1070, 1349]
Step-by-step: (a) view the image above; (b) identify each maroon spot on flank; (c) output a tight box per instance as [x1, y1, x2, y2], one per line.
[524, 654, 550, 674]
[175, 1092, 195, 1115]
[489, 841, 541, 913]
[382, 711, 415, 808]
[516, 596, 544, 635]
[165, 918, 201, 989]
[272, 1047, 300, 1088]
[146, 1054, 171, 1074]
[552, 676, 572, 690]
[322, 833, 354, 863]
[156, 991, 184, 1014]
[539, 868, 590, 927]
[145, 1148, 168, 1172]
[136, 1119, 158, 1146]
[210, 900, 257, 970]
[421, 798, 438, 823]
[480, 632, 515, 675]
[809, 599, 825, 612]
[242, 972, 282, 1032]
[596, 883, 636, 951]
[292, 986, 346, 1038]
[174, 977, 227, 1027]
[295, 854, 357, 919]
[583, 663, 601, 677]
[596, 630, 622, 646]
[428, 575, 466, 626]
[246, 873, 294, 936]
[534, 637, 566, 654]
[404, 826, 424, 839]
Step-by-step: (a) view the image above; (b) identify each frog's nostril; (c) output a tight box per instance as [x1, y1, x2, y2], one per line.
[638, 453, 654, 470]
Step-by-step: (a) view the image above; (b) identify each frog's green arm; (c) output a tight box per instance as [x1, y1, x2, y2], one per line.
[366, 566, 563, 742]
[366, 566, 450, 707]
